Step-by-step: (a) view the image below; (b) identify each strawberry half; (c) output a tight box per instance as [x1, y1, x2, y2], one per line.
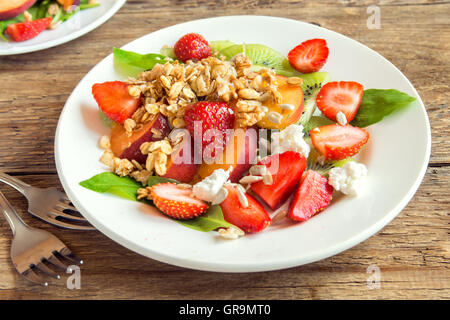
[288, 38, 329, 74]
[288, 170, 333, 222]
[92, 81, 141, 124]
[184, 101, 235, 159]
[220, 185, 271, 233]
[310, 124, 369, 160]
[151, 183, 209, 220]
[251, 151, 307, 210]
[5, 17, 52, 42]
[316, 81, 364, 123]
[174, 33, 211, 62]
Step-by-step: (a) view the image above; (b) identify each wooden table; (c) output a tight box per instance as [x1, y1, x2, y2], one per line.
[0, 0, 448, 300]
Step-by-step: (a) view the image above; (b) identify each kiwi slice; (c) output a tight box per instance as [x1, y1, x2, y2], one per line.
[298, 72, 330, 126]
[99, 110, 115, 128]
[303, 115, 334, 135]
[210, 40, 235, 54]
[160, 47, 177, 60]
[219, 44, 295, 76]
[305, 137, 353, 177]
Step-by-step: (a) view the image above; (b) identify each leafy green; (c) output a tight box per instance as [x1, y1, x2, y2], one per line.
[147, 176, 179, 187]
[303, 116, 334, 134]
[79, 172, 141, 201]
[176, 205, 234, 232]
[113, 47, 168, 70]
[351, 89, 416, 128]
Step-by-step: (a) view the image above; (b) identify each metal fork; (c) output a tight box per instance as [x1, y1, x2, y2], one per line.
[0, 172, 95, 231]
[0, 190, 83, 286]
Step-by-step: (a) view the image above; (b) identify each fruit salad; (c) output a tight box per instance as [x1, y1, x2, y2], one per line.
[0, 0, 100, 42]
[80, 33, 416, 239]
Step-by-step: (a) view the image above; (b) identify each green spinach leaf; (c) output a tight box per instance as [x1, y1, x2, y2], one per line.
[79, 172, 141, 201]
[113, 47, 168, 70]
[351, 89, 416, 128]
[176, 205, 233, 232]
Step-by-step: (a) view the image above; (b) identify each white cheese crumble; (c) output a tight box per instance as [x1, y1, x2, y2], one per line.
[328, 161, 368, 196]
[271, 124, 310, 158]
[192, 167, 232, 204]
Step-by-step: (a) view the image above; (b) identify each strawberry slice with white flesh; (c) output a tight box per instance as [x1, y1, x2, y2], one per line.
[316, 81, 364, 123]
[310, 124, 369, 160]
[151, 183, 209, 220]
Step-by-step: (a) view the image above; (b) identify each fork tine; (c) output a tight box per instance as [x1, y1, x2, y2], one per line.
[59, 247, 83, 265]
[35, 262, 60, 279]
[35, 214, 96, 231]
[55, 200, 79, 212]
[22, 268, 48, 286]
[47, 254, 68, 270]
[49, 209, 88, 222]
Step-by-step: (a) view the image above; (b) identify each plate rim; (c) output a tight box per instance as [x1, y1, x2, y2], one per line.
[0, 0, 126, 56]
[54, 15, 432, 272]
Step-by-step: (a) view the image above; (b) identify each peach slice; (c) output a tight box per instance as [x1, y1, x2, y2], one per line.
[110, 113, 170, 163]
[196, 126, 258, 183]
[0, 0, 37, 20]
[163, 137, 200, 183]
[56, 0, 80, 11]
[257, 74, 304, 130]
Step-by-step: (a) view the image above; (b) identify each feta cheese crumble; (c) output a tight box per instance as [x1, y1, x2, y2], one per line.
[328, 161, 368, 196]
[271, 124, 310, 158]
[192, 167, 232, 204]
[336, 111, 348, 125]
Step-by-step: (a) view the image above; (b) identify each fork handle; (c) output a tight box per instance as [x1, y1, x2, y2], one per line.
[0, 172, 31, 195]
[0, 190, 28, 235]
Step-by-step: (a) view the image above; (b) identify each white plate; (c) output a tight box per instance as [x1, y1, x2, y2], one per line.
[0, 0, 126, 55]
[55, 16, 431, 272]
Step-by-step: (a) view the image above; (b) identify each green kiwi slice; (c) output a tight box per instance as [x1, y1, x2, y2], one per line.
[304, 137, 353, 176]
[210, 40, 236, 54]
[298, 72, 331, 126]
[218, 44, 295, 76]
[160, 47, 177, 60]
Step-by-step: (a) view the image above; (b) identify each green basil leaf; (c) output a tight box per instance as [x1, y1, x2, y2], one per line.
[79, 172, 141, 201]
[113, 47, 168, 70]
[351, 89, 416, 128]
[303, 116, 334, 134]
[147, 176, 179, 187]
[176, 205, 234, 232]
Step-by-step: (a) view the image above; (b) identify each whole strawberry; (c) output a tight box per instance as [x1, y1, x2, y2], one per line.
[184, 101, 235, 159]
[174, 33, 211, 62]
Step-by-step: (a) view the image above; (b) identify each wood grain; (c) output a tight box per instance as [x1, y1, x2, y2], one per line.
[0, 0, 448, 299]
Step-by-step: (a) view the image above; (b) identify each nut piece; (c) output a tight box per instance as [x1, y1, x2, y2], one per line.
[98, 135, 111, 150]
[137, 187, 152, 200]
[279, 103, 295, 111]
[218, 225, 245, 240]
[267, 111, 283, 124]
[239, 175, 263, 185]
[336, 111, 348, 125]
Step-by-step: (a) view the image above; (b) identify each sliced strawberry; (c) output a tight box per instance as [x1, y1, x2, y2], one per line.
[5, 17, 52, 42]
[316, 81, 364, 123]
[287, 39, 329, 74]
[174, 33, 211, 62]
[220, 185, 271, 233]
[310, 124, 369, 160]
[92, 81, 141, 124]
[288, 170, 333, 222]
[250, 151, 307, 210]
[151, 183, 209, 220]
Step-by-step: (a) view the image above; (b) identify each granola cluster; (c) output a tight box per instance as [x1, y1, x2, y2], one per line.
[125, 54, 283, 130]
